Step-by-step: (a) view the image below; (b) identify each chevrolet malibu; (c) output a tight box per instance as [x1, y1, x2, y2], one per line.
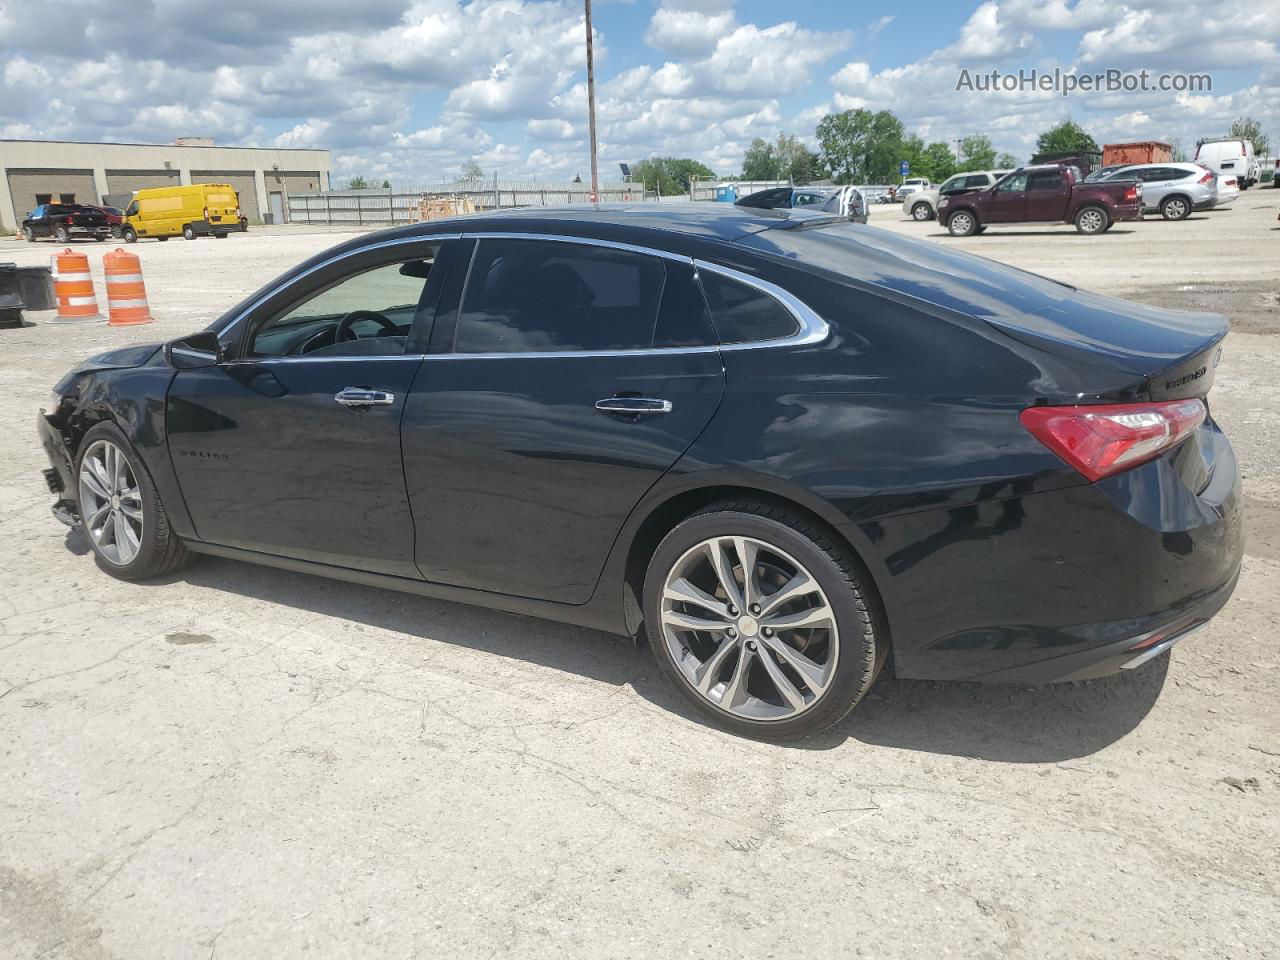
[38, 206, 1243, 739]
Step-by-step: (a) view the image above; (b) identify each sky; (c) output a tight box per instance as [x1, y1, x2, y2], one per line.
[1, 0, 1277, 185]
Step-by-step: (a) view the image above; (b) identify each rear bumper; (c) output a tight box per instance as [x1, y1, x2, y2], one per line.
[1111, 202, 1143, 221]
[189, 220, 233, 237]
[875, 419, 1244, 683]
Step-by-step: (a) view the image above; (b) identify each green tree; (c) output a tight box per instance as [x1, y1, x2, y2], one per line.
[347, 176, 369, 190]
[1035, 120, 1099, 157]
[1229, 117, 1270, 157]
[381, 178, 391, 189]
[741, 138, 779, 180]
[460, 158, 484, 182]
[916, 141, 957, 182]
[1169, 138, 1188, 163]
[957, 134, 997, 170]
[995, 152, 1019, 168]
[773, 134, 825, 184]
[630, 156, 715, 195]
[816, 108, 905, 184]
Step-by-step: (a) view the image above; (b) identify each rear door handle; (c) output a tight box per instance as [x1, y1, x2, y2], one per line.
[594, 397, 673, 415]
[334, 387, 395, 407]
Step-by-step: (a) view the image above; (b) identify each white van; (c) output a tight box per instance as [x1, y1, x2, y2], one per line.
[1195, 138, 1258, 190]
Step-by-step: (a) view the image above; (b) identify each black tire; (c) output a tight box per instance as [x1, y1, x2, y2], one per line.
[182, 225, 196, 240]
[55, 226, 69, 243]
[1074, 205, 1109, 234]
[74, 422, 193, 581]
[974, 225, 987, 234]
[157, 236, 169, 242]
[214, 232, 227, 239]
[643, 500, 885, 740]
[1160, 195, 1191, 221]
[21, 225, 34, 241]
[93, 235, 107, 241]
[947, 209, 978, 236]
[122, 227, 137, 243]
[911, 201, 933, 221]
[110, 225, 123, 239]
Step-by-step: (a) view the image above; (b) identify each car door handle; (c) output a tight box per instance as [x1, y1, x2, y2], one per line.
[334, 387, 395, 407]
[594, 396, 673, 415]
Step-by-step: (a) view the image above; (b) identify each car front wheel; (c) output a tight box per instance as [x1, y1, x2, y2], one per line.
[947, 210, 977, 236]
[22, 225, 34, 241]
[122, 227, 137, 243]
[183, 225, 197, 240]
[76, 423, 193, 581]
[643, 501, 884, 740]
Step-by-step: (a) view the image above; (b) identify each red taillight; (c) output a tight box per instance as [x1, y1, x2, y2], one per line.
[1123, 185, 1139, 202]
[1199, 171, 1214, 185]
[203, 206, 209, 220]
[1020, 399, 1206, 482]
[1225, 178, 1236, 187]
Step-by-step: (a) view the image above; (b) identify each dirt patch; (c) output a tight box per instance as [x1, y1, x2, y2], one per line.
[1119, 281, 1280, 336]
[164, 632, 214, 646]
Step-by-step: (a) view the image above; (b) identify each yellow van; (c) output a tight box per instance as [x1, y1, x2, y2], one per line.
[122, 184, 241, 242]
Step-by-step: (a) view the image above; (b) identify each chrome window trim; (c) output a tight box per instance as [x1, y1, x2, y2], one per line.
[213, 228, 830, 365]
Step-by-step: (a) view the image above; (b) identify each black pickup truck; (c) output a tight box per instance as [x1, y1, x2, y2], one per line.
[20, 204, 112, 243]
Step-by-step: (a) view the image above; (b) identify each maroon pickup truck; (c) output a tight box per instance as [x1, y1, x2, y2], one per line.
[938, 164, 1143, 236]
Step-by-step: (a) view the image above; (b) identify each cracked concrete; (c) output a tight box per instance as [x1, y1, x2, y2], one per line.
[2, 201, 1279, 959]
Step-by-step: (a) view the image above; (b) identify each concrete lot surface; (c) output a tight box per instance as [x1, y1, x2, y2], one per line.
[2, 195, 1278, 959]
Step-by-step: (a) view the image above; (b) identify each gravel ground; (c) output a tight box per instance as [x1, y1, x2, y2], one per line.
[1, 194, 1278, 959]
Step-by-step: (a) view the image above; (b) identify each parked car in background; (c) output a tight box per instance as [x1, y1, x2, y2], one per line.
[1084, 164, 1135, 182]
[938, 164, 1142, 235]
[1031, 150, 1101, 177]
[903, 169, 1013, 221]
[20, 203, 111, 242]
[1195, 138, 1258, 190]
[86, 204, 125, 239]
[896, 177, 931, 201]
[1213, 172, 1240, 206]
[735, 186, 866, 223]
[37, 205, 1241, 739]
[1095, 163, 1217, 220]
[122, 183, 242, 242]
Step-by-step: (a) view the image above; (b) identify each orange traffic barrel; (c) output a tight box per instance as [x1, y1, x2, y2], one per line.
[103, 248, 153, 325]
[48, 248, 103, 324]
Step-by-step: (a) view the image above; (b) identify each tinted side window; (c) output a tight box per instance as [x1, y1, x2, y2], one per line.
[997, 173, 1029, 192]
[455, 239, 664, 353]
[653, 261, 717, 348]
[964, 175, 991, 188]
[1026, 171, 1063, 191]
[699, 270, 799, 345]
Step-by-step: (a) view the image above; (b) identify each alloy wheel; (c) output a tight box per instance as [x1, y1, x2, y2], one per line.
[659, 535, 839, 721]
[949, 213, 973, 235]
[1164, 198, 1188, 220]
[1078, 208, 1105, 233]
[78, 439, 144, 566]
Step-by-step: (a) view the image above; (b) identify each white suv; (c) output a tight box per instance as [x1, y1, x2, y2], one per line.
[903, 170, 1013, 221]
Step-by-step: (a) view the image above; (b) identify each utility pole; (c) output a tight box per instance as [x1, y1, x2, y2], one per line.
[584, 0, 599, 202]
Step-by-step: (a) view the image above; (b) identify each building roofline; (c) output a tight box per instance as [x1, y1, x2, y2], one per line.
[0, 138, 329, 153]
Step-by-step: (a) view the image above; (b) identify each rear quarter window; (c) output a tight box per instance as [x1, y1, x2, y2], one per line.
[698, 270, 799, 344]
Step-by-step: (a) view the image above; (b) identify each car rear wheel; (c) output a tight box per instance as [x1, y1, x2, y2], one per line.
[947, 210, 977, 236]
[643, 501, 884, 740]
[1074, 206, 1109, 234]
[110, 225, 123, 239]
[1160, 196, 1191, 221]
[157, 236, 169, 242]
[21, 225, 34, 241]
[55, 226, 69, 243]
[122, 227, 137, 243]
[911, 202, 933, 221]
[76, 423, 192, 581]
[182, 225, 196, 240]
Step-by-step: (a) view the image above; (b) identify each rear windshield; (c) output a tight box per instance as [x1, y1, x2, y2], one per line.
[207, 193, 236, 205]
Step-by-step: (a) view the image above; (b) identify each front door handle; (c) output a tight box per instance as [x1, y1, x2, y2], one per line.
[594, 396, 673, 415]
[335, 387, 395, 407]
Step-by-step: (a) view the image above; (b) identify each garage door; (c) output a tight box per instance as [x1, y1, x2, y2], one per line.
[6, 168, 98, 224]
[190, 170, 259, 222]
[106, 169, 181, 199]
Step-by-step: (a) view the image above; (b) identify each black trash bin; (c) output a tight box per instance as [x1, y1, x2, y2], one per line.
[0, 263, 22, 328]
[16, 265, 55, 311]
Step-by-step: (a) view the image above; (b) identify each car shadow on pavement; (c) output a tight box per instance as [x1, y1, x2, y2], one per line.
[819, 653, 1170, 762]
[152, 556, 1167, 763]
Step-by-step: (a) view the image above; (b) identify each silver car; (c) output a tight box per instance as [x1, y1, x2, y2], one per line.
[1096, 162, 1217, 220]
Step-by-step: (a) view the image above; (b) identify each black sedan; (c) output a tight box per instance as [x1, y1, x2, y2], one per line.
[38, 205, 1242, 739]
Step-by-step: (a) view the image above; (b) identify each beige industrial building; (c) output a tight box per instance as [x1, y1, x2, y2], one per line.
[0, 138, 331, 232]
